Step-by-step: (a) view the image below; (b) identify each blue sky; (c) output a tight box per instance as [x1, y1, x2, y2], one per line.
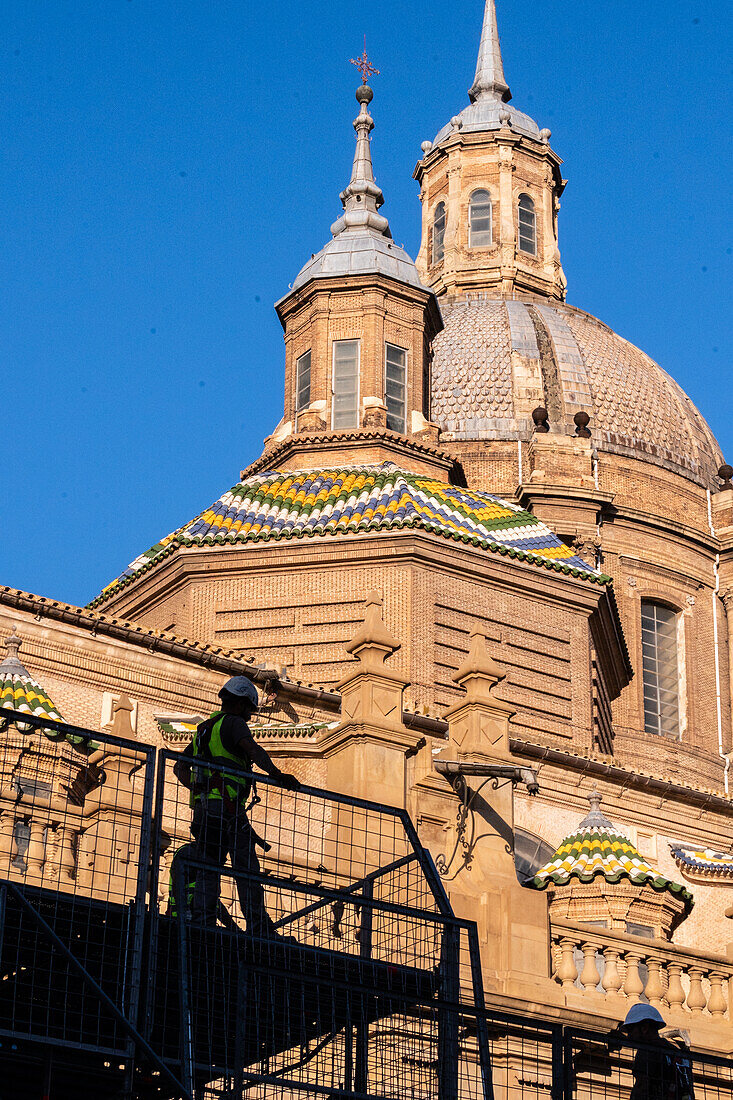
[2, 0, 731, 608]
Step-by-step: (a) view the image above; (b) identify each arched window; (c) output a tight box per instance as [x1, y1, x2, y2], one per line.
[640, 600, 681, 738]
[468, 189, 492, 248]
[432, 202, 446, 264]
[518, 194, 537, 255]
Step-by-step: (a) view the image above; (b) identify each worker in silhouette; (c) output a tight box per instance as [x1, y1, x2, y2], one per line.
[174, 676, 299, 934]
[167, 841, 239, 931]
[607, 1005, 694, 1100]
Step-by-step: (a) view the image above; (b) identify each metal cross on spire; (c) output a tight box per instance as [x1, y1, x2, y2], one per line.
[349, 37, 380, 85]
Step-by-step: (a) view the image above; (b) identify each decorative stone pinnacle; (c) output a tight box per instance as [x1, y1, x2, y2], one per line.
[108, 692, 137, 741]
[0, 628, 27, 677]
[578, 787, 613, 830]
[346, 591, 400, 666]
[468, 0, 512, 105]
[4, 628, 22, 661]
[453, 630, 505, 690]
[718, 464, 733, 491]
[330, 64, 391, 240]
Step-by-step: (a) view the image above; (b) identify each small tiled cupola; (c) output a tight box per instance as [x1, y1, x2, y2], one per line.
[273, 77, 442, 451]
[528, 790, 693, 939]
[0, 629, 65, 730]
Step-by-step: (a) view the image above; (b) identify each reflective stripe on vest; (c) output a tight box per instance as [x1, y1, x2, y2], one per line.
[191, 711, 252, 806]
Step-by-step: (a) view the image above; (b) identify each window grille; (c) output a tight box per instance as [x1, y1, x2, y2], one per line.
[641, 600, 681, 738]
[295, 350, 311, 413]
[432, 202, 446, 263]
[385, 344, 407, 433]
[332, 339, 360, 429]
[518, 194, 537, 255]
[468, 189, 492, 248]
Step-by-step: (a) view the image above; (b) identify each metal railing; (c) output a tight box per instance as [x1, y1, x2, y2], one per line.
[0, 709, 730, 1100]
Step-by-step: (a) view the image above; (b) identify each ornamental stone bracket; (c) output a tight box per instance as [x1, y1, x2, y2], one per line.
[427, 632, 553, 997]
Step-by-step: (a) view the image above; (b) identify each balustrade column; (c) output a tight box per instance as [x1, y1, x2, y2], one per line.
[666, 963, 686, 1011]
[56, 825, 77, 882]
[708, 972, 728, 1018]
[601, 948, 622, 995]
[26, 820, 46, 875]
[623, 953, 645, 1004]
[557, 938, 579, 989]
[0, 811, 16, 871]
[645, 956, 665, 1009]
[580, 942, 601, 992]
[686, 967, 706, 1015]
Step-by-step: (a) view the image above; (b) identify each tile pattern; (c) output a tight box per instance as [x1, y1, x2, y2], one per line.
[562, 308, 723, 483]
[670, 843, 733, 878]
[532, 824, 693, 907]
[431, 298, 723, 485]
[431, 300, 514, 434]
[0, 642, 94, 749]
[0, 665, 64, 726]
[96, 464, 606, 603]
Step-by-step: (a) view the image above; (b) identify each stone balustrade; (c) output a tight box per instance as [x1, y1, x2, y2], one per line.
[551, 919, 733, 1022]
[0, 797, 85, 890]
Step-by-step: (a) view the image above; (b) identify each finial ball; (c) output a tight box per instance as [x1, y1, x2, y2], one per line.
[356, 83, 373, 105]
[540, 128, 552, 142]
[421, 140, 433, 155]
[719, 464, 733, 488]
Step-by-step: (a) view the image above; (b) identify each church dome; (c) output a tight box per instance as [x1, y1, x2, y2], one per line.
[431, 297, 724, 488]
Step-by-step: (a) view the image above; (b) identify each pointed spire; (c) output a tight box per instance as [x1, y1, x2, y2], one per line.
[578, 788, 613, 830]
[345, 590, 400, 670]
[1, 628, 27, 677]
[468, 0, 511, 104]
[331, 82, 391, 239]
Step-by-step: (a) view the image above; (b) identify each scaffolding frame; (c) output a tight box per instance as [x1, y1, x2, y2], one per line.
[0, 710, 729, 1100]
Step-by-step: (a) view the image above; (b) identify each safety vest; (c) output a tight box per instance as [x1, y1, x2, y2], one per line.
[190, 711, 252, 808]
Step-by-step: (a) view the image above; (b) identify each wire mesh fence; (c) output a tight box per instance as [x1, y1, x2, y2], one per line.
[564, 1026, 733, 1100]
[0, 711, 730, 1100]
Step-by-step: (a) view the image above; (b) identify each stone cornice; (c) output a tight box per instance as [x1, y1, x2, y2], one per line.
[242, 429, 459, 480]
[510, 738, 733, 816]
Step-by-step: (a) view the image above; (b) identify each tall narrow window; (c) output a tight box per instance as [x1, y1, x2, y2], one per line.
[432, 202, 446, 264]
[468, 189, 492, 248]
[641, 601, 681, 738]
[385, 344, 407, 433]
[332, 339, 360, 429]
[295, 350, 311, 413]
[518, 194, 537, 255]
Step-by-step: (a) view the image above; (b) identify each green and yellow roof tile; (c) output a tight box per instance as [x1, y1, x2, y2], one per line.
[0, 629, 90, 749]
[530, 790, 693, 910]
[91, 464, 609, 606]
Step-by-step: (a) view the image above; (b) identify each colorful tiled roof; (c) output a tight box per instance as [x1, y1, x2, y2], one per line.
[0, 629, 93, 750]
[0, 630, 65, 727]
[92, 465, 607, 606]
[670, 843, 733, 878]
[529, 791, 693, 909]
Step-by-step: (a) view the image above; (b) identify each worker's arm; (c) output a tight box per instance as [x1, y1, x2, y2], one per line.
[223, 716, 300, 789]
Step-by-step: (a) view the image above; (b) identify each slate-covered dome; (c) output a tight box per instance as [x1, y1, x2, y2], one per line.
[430, 297, 723, 488]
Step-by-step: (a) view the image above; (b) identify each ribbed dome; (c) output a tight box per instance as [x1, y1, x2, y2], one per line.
[431, 297, 723, 487]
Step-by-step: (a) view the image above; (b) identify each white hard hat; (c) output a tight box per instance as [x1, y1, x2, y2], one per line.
[219, 677, 259, 708]
[622, 1004, 665, 1030]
